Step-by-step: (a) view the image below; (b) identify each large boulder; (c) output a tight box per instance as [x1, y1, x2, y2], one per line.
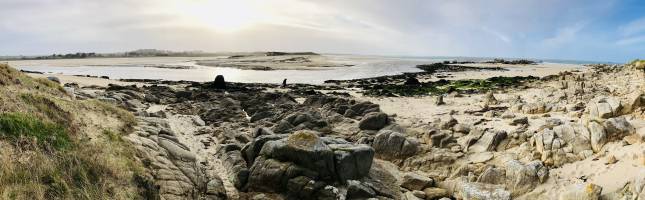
[359, 112, 389, 130]
[213, 75, 226, 89]
[372, 130, 419, 160]
[603, 116, 635, 139]
[259, 131, 336, 180]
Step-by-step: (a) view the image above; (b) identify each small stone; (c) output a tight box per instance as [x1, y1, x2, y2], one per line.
[510, 117, 528, 126]
[624, 134, 642, 145]
[469, 152, 494, 163]
[434, 95, 445, 106]
[411, 190, 426, 199]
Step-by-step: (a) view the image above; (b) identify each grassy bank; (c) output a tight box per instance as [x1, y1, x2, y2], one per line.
[0, 64, 153, 199]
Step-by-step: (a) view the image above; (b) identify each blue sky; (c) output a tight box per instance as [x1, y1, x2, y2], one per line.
[0, 0, 644, 62]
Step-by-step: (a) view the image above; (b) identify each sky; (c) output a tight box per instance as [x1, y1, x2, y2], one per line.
[1, 0, 644, 62]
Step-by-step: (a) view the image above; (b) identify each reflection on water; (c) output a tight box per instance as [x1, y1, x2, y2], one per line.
[13, 55, 593, 84]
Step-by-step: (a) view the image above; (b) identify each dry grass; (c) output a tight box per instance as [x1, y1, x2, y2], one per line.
[0, 64, 153, 199]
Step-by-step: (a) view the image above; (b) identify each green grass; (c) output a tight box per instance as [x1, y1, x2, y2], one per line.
[0, 112, 71, 150]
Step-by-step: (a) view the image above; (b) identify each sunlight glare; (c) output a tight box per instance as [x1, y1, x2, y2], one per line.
[174, 0, 268, 32]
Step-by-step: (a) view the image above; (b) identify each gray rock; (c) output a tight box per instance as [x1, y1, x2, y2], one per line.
[359, 112, 389, 130]
[347, 180, 376, 199]
[401, 172, 433, 191]
[329, 144, 374, 182]
[259, 131, 336, 180]
[423, 187, 449, 200]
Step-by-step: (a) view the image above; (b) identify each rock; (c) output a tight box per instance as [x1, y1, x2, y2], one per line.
[423, 187, 449, 200]
[510, 117, 528, 126]
[347, 180, 376, 199]
[411, 190, 426, 199]
[469, 152, 494, 163]
[559, 183, 602, 200]
[521, 102, 547, 114]
[216, 144, 250, 189]
[259, 130, 336, 180]
[459, 182, 511, 200]
[587, 97, 621, 119]
[434, 95, 445, 106]
[372, 130, 419, 159]
[483, 91, 499, 105]
[603, 117, 635, 139]
[329, 143, 374, 182]
[622, 91, 643, 114]
[359, 112, 389, 130]
[47, 76, 61, 84]
[405, 77, 421, 85]
[589, 122, 607, 152]
[401, 172, 433, 191]
[206, 178, 227, 199]
[505, 160, 548, 196]
[469, 130, 507, 152]
[404, 191, 424, 200]
[453, 123, 471, 133]
[213, 75, 226, 89]
[438, 115, 458, 129]
[477, 167, 506, 185]
[624, 134, 642, 144]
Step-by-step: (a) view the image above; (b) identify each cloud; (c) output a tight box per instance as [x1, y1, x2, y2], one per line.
[619, 17, 645, 36]
[0, 0, 637, 62]
[542, 22, 588, 47]
[616, 35, 645, 45]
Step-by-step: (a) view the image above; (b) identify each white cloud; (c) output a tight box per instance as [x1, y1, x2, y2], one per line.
[616, 35, 645, 45]
[542, 22, 588, 46]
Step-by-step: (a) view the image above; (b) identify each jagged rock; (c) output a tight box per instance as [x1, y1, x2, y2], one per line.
[453, 123, 471, 133]
[213, 75, 226, 89]
[329, 144, 374, 182]
[458, 128, 486, 152]
[359, 112, 389, 130]
[401, 172, 433, 191]
[242, 134, 287, 164]
[344, 101, 381, 118]
[372, 130, 419, 160]
[559, 183, 602, 200]
[346, 180, 376, 199]
[469, 130, 507, 152]
[247, 157, 316, 192]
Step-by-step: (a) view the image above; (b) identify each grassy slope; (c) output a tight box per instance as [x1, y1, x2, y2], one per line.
[0, 64, 152, 199]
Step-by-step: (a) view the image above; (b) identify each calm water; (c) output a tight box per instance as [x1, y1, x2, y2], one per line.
[14, 55, 594, 84]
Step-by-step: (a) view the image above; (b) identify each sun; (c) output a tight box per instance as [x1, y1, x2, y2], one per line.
[173, 0, 268, 32]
